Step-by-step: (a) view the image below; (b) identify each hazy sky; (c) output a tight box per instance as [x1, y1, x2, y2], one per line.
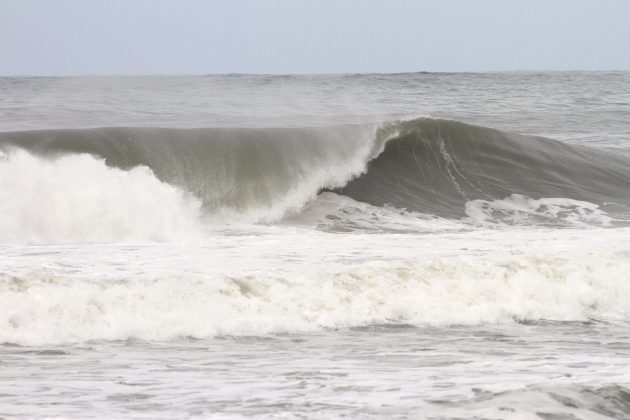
[1, 0, 629, 75]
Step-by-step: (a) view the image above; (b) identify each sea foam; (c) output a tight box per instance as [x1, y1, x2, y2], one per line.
[3, 252, 630, 345]
[0, 150, 202, 244]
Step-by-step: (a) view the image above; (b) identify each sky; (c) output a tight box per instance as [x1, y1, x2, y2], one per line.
[1, 0, 629, 75]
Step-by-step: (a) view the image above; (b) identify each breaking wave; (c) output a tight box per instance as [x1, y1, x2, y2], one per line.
[0, 150, 203, 244]
[0, 118, 629, 243]
[3, 252, 630, 345]
[336, 118, 630, 219]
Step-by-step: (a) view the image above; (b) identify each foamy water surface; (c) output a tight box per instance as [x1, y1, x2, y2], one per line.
[1, 72, 629, 419]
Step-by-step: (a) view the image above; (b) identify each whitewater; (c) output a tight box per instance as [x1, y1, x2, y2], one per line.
[1, 72, 630, 419]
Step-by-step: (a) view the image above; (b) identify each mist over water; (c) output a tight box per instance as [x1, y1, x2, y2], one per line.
[1, 72, 630, 419]
[2, 72, 629, 149]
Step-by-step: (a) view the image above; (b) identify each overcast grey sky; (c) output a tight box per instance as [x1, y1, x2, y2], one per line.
[1, 0, 629, 75]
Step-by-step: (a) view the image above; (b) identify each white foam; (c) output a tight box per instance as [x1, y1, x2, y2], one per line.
[3, 252, 630, 346]
[465, 194, 612, 227]
[287, 191, 468, 233]
[0, 150, 203, 244]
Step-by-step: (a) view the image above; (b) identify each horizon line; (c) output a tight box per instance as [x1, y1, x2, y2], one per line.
[2, 69, 630, 78]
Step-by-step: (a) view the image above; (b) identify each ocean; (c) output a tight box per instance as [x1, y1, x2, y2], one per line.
[1, 72, 629, 419]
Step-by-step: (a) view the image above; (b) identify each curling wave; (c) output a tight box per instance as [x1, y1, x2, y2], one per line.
[0, 118, 629, 242]
[337, 118, 630, 219]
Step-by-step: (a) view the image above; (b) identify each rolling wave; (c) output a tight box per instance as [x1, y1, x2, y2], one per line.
[0, 124, 380, 223]
[0, 118, 629, 242]
[337, 118, 630, 219]
[3, 253, 630, 345]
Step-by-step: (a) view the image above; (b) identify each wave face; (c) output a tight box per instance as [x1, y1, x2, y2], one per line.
[337, 119, 630, 219]
[1, 118, 629, 243]
[0, 125, 380, 224]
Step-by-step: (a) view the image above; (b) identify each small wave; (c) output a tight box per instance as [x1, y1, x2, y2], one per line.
[290, 192, 614, 232]
[465, 194, 613, 228]
[3, 253, 630, 345]
[285, 192, 469, 233]
[431, 384, 630, 420]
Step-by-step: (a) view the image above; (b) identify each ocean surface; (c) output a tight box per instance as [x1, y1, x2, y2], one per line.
[1, 72, 629, 419]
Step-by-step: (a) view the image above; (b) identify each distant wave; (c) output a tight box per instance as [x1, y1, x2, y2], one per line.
[1, 118, 629, 243]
